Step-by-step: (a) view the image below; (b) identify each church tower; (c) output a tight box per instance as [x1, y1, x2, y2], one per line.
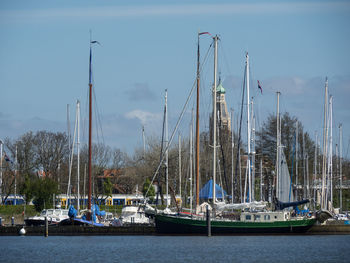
[210, 80, 231, 141]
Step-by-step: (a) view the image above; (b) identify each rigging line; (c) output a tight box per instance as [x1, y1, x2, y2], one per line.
[81, 86, 89, 148]
[92, 86, 105, 146]
[90, 58, 104, 146]
[218, 40, 233, 78]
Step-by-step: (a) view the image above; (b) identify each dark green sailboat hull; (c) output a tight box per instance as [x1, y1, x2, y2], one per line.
[155, 215, 316, 235]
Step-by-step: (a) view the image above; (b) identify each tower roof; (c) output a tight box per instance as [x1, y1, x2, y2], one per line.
[216, 82, 225, 94]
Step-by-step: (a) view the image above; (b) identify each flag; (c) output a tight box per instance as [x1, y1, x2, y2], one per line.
[199, 32, 211, 36]
[257, 80, 263, 94]
[91, 40, 101, 45]
[4, 154, 13, 164]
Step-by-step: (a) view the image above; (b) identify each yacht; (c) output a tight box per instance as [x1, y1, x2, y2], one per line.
[25, 209, 69, 226]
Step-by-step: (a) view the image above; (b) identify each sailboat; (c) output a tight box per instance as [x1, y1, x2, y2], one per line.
[154, 34, 317, 235]
[60, 36, 108, 227]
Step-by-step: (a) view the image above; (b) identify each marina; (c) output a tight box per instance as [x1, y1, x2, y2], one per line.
[1, 4, 350, 263]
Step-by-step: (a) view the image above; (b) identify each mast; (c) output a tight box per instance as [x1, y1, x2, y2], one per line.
[276, 91, 281, 200]
[245, 53, 252, 203]
[88, 37, 93, 218]
[313, 132, 318, 209]
[251, 97, 256, 202]
[260, 158, 263, 201]
[231, 109, 234, 204]
[178, 133, 182, 201]
[15, 146, 17, 205]
[67, 104, 77, 209]
[303, 130, 306, 199]
[66, 104, 71, 209]
[165, 89, 169, 208]
[321, 77, 328, 210]
[328, 95, 333, 206]
[190, 108, 194, 213]
[212, 35, 219, 204]
[339, 124, 343, 212]
[77, 100, 80, 211]
[195, 33, 200, 208]
[295, 121, 299, 199]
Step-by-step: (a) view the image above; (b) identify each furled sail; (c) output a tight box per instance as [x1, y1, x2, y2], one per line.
[276, 150, 294, 203]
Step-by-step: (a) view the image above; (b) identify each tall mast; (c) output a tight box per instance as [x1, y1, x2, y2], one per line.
[328, 95, 333, 206]
[321, 78, 328, 209]
[246, 53, 251, 203]
[178, 133, 181, 200]
[276, 91, 281, 200]
[339, 124, 343, 212]
[195, 33, 201, 208]
[88, 35, 93, 218]
[251, 97, 256, 202]
[260, 159, 263, 201]
[313, 132, 318, 209]
[190, 108, 194, 213]
[77, 100, 80, 211]
[212, 35, 219, 204]
[231, 109, 234, 204]
[303, 130, 306, 199]
[15, 146, 17, 205]
[295, 121, 299, 199]
[165, 89, 169, 208]
[66, 104, 71, 209]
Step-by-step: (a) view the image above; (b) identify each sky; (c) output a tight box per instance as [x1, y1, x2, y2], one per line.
[0, 0, 350, 157]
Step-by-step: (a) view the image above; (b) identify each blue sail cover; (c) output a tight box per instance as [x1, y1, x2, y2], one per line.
[199, 179, 227, 200]
[68, 205, 77, 218]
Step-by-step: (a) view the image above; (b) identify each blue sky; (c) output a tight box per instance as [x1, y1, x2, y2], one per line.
[1, 0, 349, 156]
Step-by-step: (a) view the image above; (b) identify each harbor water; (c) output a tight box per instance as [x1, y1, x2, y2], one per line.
[1, 235, 350, 263]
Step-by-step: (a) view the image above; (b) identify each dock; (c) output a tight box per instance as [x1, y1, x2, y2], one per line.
[1, 223, 350, 236]
[0, 225, 156, 236]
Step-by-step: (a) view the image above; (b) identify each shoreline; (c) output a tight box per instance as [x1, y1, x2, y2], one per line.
[1, 224, 350, 236]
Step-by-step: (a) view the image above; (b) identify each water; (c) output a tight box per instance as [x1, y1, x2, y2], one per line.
[1, 235, 350, 263]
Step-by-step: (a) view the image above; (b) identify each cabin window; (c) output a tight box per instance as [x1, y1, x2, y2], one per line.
[245, 215, 251, 220]
[264, 215, 270, 220]
[274, 216, 277, 219]
[254, 215, 261, 221]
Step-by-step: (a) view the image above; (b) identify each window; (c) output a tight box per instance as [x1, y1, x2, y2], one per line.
[264, 215, 270, 220]
[255, 215, 261, 221]
[246, 215, 251, 220]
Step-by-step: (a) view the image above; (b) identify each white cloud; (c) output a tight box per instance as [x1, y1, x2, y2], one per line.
[125, 109, 162, 126]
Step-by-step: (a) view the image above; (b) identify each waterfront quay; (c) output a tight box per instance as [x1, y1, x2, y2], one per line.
[1, 224, 350, 236]
[0, 225, 156, 236]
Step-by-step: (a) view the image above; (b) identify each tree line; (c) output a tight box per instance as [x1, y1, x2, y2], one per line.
[1, 112, 349, 211]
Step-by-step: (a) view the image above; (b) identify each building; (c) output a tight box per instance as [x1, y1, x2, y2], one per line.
[210, 80, 231, 140]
